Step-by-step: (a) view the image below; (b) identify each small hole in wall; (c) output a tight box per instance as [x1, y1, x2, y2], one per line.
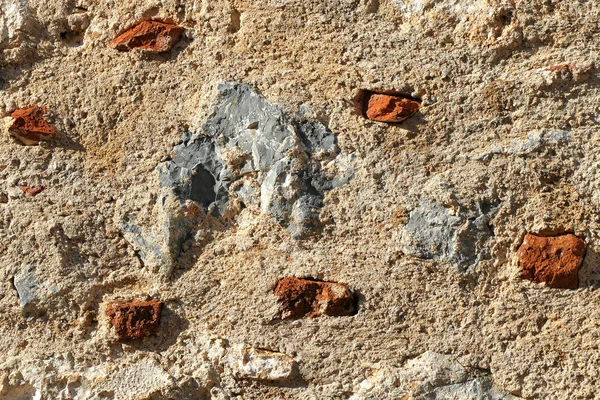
[142, 6, 160, 18]
[190, 165, 217, 208]
[497, 8, 514, 26]
[365, 0, 380, 14]
[60, 31, 85, 47]
[229, 8, 241, 33]
[349, 289, 362, 316]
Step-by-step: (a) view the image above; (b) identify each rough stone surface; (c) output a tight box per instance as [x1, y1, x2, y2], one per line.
[517, 233, 586, 289]
[158, 82, 355, 238]
[401, 199, 497, 272]
[274, 277, 355, 319]
[225, 343, 295, 381]
[106, 299, 162, 340]
[117, 190, 201, 278]
[350, 351, 518, 399]
[365, 93, 421, 122]
[2, 0, 600, 398]
[8, 106, 55, 145]
[109, 20, 183, 52]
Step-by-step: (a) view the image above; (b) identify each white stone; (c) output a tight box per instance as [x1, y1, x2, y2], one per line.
[225, 343, 295, 381]
[350, 352, 517, 399]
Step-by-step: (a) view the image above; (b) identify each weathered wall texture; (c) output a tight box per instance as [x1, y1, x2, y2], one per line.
[1, 0, 600, 398]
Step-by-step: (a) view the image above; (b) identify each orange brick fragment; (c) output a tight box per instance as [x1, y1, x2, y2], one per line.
[18, 185, 45, 197]
[106, 299, 162, 340]
[517, 233, 586, 289]
[274, 277, 355, 319]
[365, 93, 421, 123]
[110, 20, 183, 52]
[9, 106, 56, 145]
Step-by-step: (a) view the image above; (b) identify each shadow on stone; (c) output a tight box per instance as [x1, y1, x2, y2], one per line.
[577, 244, 600, 289]
[51, 131, 86, 152]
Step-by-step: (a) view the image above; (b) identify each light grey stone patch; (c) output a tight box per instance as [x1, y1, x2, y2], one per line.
[224, 343, 296, 381]
[0, 0, 31, 46]
[159, 82, 355, 239]
[125, 83, 355, 277]
[13, 264, 38, 307]
[434, 375, 516, 400]
[402, 199, 497, 272]
[404, 199, 461, 260]
[233, 181, 259, 207]
[288, 194, 323, 238]
[507, 129, 570, 155]
[259, 158, 294, 222]
[350, 351, 518, 400]
[475, 129, 570, 160]
[119, 192, 198, 278]
[203, 82, 297, 173]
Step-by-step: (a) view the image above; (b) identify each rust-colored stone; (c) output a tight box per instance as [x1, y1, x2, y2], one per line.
[18, 185, 45, 197]
[365, 93, 421, 123]
[110, 20, 183, 52]
[106, 299, 162, 340]
[9, 106, 56, 145]
[517, 233, 586, 289]
[547, 64, 577, 73]
[274, 277, 355, 319]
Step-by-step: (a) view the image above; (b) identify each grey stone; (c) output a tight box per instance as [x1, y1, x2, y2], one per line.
[13, 264, 38, 307]
[507, 129, 570, 155]
[158, 135, 228, 216]
[295, 119, 337, 156]
[118, 191, 200, 278]
[404, 200, 461, 260]
[433, 376, 516, 400]
[350, 351, 518, 400]
[225, 343, 296, 381]
[159, 82, 355, 238]
[402, 199, 497, 272]
[475, 129, 571, 160]
[121, 83, 355, 277]
[288, 194, 323, 238]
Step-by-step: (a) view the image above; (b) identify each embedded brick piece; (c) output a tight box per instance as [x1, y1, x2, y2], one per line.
[274, 277, 355, 319]
[365, 93, 421, 123]
[110, 20, 183, 52]
[106, 299, 162, 340]
[9, 106, 56, 145]
[517, 233, 586, 289]
[547, 64, 576, 73]
[18, 185, 45, 197]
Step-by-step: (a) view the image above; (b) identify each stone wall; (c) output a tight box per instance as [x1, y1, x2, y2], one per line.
[1, 0, 600, 398]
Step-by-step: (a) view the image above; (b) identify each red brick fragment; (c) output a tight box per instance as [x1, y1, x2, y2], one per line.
[365, 93, 421, 123]
[517, 233, 586, 289]
[547, 64, 577, 73]
[18, 185, 45, 197]
[274, 277, 355, 319]
[9, 106, 56, 145]
[106, 299, 162, 340]
[110, 20, 183, 52]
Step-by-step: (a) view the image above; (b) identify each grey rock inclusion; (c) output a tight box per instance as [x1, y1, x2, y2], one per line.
[14, 264, 38, 307]
[402, 199, 497, 272]
[159, 82, 354, 238]
[121, 82, 355, 277]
